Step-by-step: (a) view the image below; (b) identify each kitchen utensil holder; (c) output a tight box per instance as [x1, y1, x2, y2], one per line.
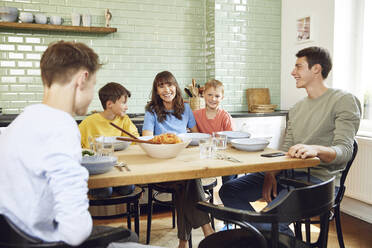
[190, 97, 205, 111]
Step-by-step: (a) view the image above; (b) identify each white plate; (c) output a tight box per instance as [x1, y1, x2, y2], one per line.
[217, 131, 251, 142]
[178, 133, 211, 146]
[230, 138, 269, 152]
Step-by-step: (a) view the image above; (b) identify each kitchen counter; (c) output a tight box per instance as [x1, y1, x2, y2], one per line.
[0, 110, 288, 127]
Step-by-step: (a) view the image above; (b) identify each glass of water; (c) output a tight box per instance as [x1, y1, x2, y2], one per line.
[99, 136, 114, 157]
[199, 138, 216, 159]
[213, 132, 227, 150]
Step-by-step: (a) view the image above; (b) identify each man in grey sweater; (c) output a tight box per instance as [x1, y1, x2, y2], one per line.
[219, 46, 361, 234]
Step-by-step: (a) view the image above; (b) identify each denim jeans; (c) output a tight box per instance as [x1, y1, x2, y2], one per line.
[219, 171, 338, 236]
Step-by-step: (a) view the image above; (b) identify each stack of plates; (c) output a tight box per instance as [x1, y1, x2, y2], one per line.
[251, 104, 277, 113]
[216, 131, 251, 143]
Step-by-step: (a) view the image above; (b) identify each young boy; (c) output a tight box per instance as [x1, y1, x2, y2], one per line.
[193, 79, 233, 135]
[0, 41, 138, 247]
[193, 79, 235, 185]
[79, 82, 139, 197]
[79, 82, 139, 149]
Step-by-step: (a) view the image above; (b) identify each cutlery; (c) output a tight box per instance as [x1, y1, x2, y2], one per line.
[115, 162, 130, 172]
[215, 153, 242, 163]
[116, 136, 158, 144]
[110, 122, 138, 140]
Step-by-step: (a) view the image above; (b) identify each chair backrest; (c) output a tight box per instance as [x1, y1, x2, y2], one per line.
[0, 215, 69, 248]
[335, 139, 358, 205]
[263, 176, 335, 223]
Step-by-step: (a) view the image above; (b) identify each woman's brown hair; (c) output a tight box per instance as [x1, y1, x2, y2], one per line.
[145, 71, 184, 122]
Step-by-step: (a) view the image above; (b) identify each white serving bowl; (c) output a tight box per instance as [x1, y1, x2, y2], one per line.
[178, 133, 211, 146]
[138, 135, 192, 159]
[0, 7, 19, 22]
[96, 136, 131, 151]
[217, 131, 251, 142]
[81, 155, 117, 175]
[19, 12, 33, 23]
[230, 138, 269, 152]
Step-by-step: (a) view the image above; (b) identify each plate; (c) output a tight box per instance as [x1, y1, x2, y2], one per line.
[216, 131, 251, 142]
[96, 136, 131, 151]
[81, 155, 117, 175]
[230, 138, 269, 152]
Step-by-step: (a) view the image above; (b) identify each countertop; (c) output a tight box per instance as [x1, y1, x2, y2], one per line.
[0, 110, 288, 127]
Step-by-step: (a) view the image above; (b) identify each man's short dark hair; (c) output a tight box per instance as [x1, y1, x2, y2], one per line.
[296, 46, 332, 79]
[98, 82, 131, 109]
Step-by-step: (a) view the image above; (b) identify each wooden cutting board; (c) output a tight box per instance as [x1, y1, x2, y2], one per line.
[246, 88, 271, 112]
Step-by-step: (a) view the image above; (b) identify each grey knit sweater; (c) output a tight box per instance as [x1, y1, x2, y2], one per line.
[281, 88, 361, 185]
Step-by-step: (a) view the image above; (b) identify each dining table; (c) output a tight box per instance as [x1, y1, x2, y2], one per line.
[88, 145, 320, 189]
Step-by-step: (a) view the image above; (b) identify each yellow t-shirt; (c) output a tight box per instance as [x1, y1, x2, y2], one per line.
[79, 113, 139, 149]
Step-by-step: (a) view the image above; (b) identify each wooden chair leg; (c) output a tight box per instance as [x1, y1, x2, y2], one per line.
[305, 218, 311, 244]
[188, 232, 192, 248]
[146, 186, 153, 244]
[134, 201, 140, 237]
[208, 188, 215, 230]
[334, 206, 345, 248]
[172, 193, 176, 228]
[127, 203, 131, 230]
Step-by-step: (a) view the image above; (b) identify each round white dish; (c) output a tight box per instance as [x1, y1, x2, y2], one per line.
[138, 135, 191, 159]
[178, 133, 211, 146]
[19, 12, 33, 23]
[96, 136, 131, 151]
[230, 138, 269, 152]
[0, 7, 18, 22]
[217, 131, 251, 142]
[81, 155, 117, 175]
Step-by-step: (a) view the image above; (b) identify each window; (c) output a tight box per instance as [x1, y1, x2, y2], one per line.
[334, 0, 372, 133]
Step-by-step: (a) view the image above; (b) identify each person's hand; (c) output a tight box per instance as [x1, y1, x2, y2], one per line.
[262, 172, 277, 203]
[287, 144, 318, 159]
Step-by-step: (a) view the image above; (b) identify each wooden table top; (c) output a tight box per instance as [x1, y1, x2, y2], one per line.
[88, 145, 319, 189]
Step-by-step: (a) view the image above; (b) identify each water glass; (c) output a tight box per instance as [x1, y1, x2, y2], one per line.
[199, 138, 216, 159]
[213, 132, 227, 150]
[99, 136, 114, 157]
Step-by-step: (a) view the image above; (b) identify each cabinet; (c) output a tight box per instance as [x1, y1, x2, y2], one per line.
[232, 116, 286, 150]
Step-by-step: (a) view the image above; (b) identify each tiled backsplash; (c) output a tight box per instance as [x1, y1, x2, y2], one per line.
[0, 0, 281, 114]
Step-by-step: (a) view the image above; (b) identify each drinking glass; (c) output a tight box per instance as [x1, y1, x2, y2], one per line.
[99, 136, 114, 157]
[213, 132, 227, 150]
[199, 138, 216, 159]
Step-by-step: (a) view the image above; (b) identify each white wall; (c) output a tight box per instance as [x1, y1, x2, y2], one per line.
[281, 0, 335, 110]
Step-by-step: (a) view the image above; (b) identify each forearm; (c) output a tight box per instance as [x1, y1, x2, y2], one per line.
[312, 145, 337, 163]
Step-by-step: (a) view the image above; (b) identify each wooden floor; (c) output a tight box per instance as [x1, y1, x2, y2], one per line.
[94, 207, 372, 247]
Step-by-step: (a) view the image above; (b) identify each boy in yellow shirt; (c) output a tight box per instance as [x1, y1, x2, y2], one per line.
[79, 82, 139, 148]
[79, 82, 139, 198]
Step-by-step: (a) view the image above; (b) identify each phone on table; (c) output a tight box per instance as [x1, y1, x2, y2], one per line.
[261, 152, 285, 157]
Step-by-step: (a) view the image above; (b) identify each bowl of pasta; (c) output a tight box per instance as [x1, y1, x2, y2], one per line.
[138, 133, 192, 159]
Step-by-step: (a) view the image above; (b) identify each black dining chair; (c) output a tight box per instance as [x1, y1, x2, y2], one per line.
[146, 178, 218, 248]
[294, 140, 358, 248]
[0, 214, 133, 248]
[89, 185, 144, 238]
[197, 176, 336, 248]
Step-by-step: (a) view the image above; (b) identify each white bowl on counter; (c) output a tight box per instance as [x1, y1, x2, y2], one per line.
[216, 131, 251, 143]
[178, 133, 211, 146]
[230, 138, 269, 152]
[0, 7, 19, 22]
[138, 135, 191, 159]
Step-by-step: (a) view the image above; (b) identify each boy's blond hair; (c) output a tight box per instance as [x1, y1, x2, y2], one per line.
[204, 79, 224, 94]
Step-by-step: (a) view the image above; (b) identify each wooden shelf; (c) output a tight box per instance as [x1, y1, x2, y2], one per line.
[0, 22, 117, 34]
